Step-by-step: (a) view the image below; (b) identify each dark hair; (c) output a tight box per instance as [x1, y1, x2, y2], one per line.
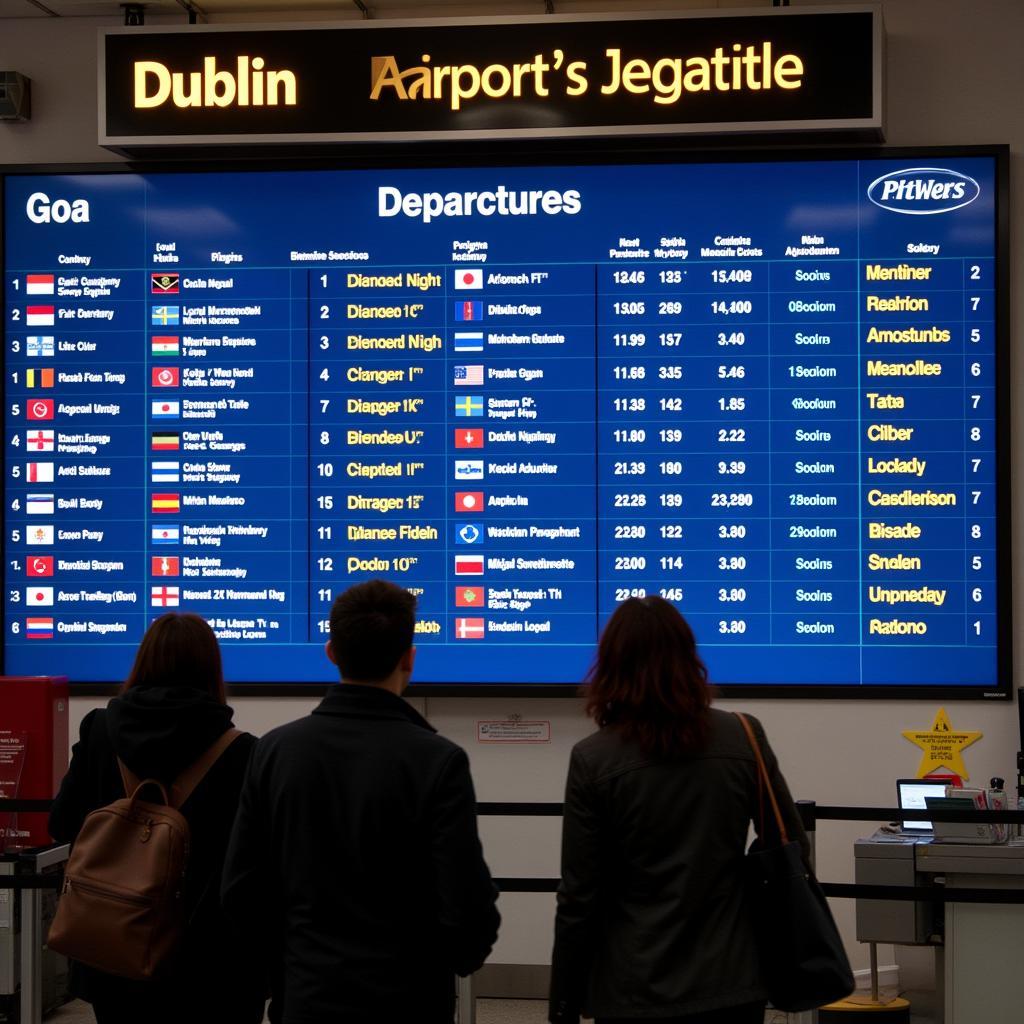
[122, 612, 225, 703]
[584, 596, 712, 758]
[329, 579, 416, 682]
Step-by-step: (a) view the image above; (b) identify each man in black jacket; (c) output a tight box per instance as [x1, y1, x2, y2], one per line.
[222, 579, 500, 1024]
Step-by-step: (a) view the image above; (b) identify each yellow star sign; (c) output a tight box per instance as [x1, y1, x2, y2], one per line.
[902, 707, 982, 781]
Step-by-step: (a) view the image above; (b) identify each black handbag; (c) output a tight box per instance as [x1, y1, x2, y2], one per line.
[736, 713, 855, 1012]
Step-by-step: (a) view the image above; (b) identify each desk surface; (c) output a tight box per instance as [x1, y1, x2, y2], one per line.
[857, 831, 1024, 873]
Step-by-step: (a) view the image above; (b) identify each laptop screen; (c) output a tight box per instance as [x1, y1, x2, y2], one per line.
[898, 779, 949, 831]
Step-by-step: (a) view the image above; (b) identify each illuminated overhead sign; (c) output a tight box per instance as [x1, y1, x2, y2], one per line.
[99, 7, 883, 148]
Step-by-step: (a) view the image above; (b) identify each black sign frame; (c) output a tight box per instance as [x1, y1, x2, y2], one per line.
[99, 6, 884, 149]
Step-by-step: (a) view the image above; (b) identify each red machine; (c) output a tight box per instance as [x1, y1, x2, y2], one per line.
[0, 677, 68, 850]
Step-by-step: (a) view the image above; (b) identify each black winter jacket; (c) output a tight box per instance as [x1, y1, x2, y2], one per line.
[550, 708, 809, 1022]
[49, 687, 263, 1024]
[222, 684, 500, 1024]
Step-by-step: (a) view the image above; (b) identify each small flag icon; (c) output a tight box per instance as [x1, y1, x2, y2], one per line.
[455, 617, 486, 639]
[26, 430, 54, 452]
[152, 367, 179, 388]
[454, 365, 484, 387]
[27, 462, 54, 483]
[27, 525, 54, 546]
[455, 523, 483, 545]
[151, 585, 180, 607]
[27, 493, 54, 515]
[26, 586, 53, 607]
[27, 556, 54, 577]
[26, 306, 54, 327]
[25, 368, 54, 389]
[453, 331, 484, 352]
[152, 525, 180, 545]
[455, 301, 483, 322]
[152, 336, 180, 357]
[455, 491, 484, 513]
[151, 461, 180, 483]
[27, 399, 54, 421]
[152, 400, 180, 419]
[455, 586, 486, 608]
[454, 428, 484, 449]
[454, 460, 484, 481]
[151, 556, 180, 577]
[151, 431, 180, 451]
[152, 493, 180, 514]
[27, 336, 55, 358]
[26, 617, 54, 639]
[151, 306, 179, 326]
[454, 269, 483, 290]
[151, 273, 179, 294]
[25, 274, 55, 296]
[455, 556, 484, 577]
[455, 396, 483, 418]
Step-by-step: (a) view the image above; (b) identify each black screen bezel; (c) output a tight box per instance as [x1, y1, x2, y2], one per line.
[0, 141, 1010, 700]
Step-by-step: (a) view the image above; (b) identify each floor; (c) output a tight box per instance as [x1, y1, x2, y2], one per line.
[47, 995, 937, 1023]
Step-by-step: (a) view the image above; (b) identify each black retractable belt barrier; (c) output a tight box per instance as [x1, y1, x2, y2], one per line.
[0, 799, 53, 813]
[0, 875, 61, 890]
[477, 799, 1024, 903]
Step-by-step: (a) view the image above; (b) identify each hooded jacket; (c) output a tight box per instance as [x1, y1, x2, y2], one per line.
[49, 686, 262, 1023]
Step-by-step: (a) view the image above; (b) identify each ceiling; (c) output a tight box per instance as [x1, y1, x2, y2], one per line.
[0, 0, 760, 21]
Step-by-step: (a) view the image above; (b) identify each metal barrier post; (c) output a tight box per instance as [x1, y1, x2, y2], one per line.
[797, 799, 818, 875]
[793, 801, 819, 1024]
[18, 845, 68, 1024]
[457, 972, 476, 1024]
[19, 882, 41, 1024]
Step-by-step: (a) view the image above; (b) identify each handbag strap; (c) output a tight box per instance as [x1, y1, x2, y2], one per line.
[118, 727, 242, 809]
[736, 713, 789, 845]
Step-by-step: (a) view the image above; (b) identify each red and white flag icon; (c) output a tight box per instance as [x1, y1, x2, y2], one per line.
[26, 586, 54, 607]
[27, 462, 54, 483]
[26, 275, 55, 295]
[454, 617, 486, 639]
[26, 430, 54, 452]
[151, 556, 180, 577]
[26, 306, 55, 327]
[27, 399, 54, 421]
[454, 270, 483, 290]
[152, 367, 179, 388]
[455, 491, 484, 513]
[151, 585, 180, 607]
[26, 556, 54, 578]
[454, 429, 484, 449]
[455, 555, 484, 576]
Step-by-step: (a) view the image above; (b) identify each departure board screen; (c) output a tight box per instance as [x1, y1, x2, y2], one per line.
[1, 152, 1006, 692]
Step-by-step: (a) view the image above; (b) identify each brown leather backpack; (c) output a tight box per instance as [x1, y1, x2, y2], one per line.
[48, 728, 241, 980]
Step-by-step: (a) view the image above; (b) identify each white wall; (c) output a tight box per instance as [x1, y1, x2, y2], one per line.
[5, 0, 1024, 977]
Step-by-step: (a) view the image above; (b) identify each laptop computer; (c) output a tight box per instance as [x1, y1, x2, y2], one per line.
[897, 777, 950, 832]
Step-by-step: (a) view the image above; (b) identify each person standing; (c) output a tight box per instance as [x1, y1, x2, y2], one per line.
[49, 613, 263, 1024]
[550, 596, 809, 1024]
[223, 578, 500, 1024]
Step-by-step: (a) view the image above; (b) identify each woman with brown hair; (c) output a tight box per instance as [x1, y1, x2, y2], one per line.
[49, 613, 264, 1024]
[549, 596, 809, 1024]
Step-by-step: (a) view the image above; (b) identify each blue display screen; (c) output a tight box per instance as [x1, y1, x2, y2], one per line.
[1, 154, 1003, 689]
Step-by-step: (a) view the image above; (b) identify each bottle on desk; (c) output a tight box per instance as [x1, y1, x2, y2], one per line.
[988, 777, 1008, 844]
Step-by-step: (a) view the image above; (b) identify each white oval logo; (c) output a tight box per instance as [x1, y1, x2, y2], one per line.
[867, 167, 979, 215]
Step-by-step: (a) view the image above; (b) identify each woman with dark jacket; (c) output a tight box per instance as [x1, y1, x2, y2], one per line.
[49, 613, 264, 1024]
[550, 596, 810, 1024]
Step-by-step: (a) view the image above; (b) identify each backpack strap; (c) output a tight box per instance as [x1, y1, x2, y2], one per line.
[118, 759, 147, 801]
[170, 727, 243, 810]
[117, 728, 243, 809]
